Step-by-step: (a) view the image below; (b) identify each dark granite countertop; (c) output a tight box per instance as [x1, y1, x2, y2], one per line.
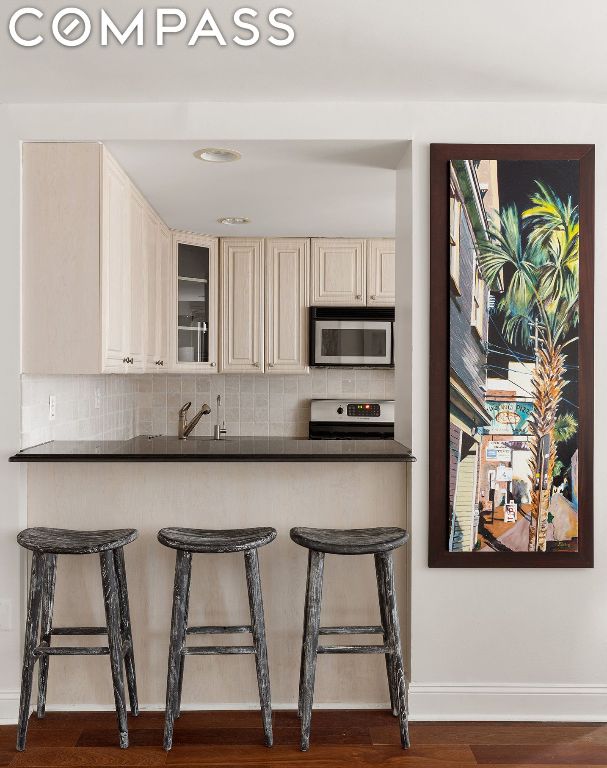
[10, 436, 415, 463]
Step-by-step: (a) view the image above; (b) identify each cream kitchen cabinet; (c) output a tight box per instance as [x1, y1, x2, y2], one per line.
[152, 224, 171, 370]
[310, 238, 366, 306]
[172, 231, 219, 372]
[265, 238, 309, 373]
[367, 239, 396, 306]
[22, 142, 168, 375]
[220, 239, 264, 373]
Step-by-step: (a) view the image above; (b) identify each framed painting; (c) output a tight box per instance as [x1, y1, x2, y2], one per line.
[429, 144, 594, 567]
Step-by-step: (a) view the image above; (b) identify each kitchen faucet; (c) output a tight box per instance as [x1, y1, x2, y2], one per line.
[178, 401, 211, 440]
[214, 394, 227, 440]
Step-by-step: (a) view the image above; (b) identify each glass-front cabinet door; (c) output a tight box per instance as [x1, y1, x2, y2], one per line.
[171, 232, 219, 371]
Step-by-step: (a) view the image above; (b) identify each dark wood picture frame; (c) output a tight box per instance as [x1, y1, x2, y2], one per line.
[429, 144, 594, 568]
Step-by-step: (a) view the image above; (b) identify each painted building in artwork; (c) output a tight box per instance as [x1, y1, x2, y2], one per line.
[448, 160, 501, 552]
[477, 366, 535, 519]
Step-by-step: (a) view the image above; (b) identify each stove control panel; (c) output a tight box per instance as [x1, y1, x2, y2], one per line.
[310, 399, 394, 423]
[347, 403, 381, 417]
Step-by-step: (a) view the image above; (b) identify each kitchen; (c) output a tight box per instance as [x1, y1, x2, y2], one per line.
[11, 139, 413, 750]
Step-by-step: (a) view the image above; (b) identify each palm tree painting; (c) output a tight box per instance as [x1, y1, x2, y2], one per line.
[448, 158, 581, 554]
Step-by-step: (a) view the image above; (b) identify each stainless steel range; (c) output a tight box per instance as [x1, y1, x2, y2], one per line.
[309, 399, 395, 440]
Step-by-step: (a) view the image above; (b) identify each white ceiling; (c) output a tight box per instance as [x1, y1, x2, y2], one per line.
[3, 0, 607, 103]
[106, 140, 403, 237]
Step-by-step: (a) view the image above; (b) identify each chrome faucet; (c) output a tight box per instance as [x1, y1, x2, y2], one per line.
[214, 394, 227, 440]
[178, 401, 211, 440]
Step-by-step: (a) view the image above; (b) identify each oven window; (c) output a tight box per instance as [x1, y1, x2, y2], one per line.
[321, 328, 387, 357]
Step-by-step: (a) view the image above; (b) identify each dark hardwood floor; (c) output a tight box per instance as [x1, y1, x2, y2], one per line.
[2, 711, 607, 767]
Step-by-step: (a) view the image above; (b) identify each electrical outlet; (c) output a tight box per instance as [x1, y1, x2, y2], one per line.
[94, 387, 102, 410]
[0, 599, 12, 631]
[49, 395, 56, 422]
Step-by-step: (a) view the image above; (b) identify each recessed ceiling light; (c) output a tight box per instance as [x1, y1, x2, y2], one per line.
[218, 217, 251, 226]
[194, 147, 241, 163]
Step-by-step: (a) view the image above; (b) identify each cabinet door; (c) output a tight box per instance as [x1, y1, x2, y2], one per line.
[171, 231, 219, 372]
[154, 224, 171, 369]
[128, 193, 146, 372]
[220, 238, 264, 373]
[142, 205, 159, 371]
[311, 238, 366, 306]
[367, 239, 396, 306]
[265, 238, 309, 374]
[101, 152, 130, 373]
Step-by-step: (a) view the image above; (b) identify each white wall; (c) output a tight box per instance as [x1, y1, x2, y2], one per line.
[0, 107, 25, 722]
[2, 101, 606, 721]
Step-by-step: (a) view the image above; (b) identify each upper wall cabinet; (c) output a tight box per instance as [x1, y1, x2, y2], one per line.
[311, 238, 366, 306]
[310, 238, 395, 307]
[220, 238, 264, 373]
[22, 142, 169, 375]
[367, 239, 396, 306]
[265, 238, 309, 373]
[171, 231, 219, 372]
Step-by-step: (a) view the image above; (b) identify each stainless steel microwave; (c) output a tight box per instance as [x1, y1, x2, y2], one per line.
[309, 307, 394, 368]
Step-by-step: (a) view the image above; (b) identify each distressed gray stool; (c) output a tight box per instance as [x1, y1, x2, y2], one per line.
[16, 527, 139, 751]
[290, 526, 410, 751]
[158, 527, 277, 751]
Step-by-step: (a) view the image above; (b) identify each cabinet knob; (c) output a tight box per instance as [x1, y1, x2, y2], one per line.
[123, 357, 134, 365]
[253, 362, 260, 368]
[356, 295, 362, 300]
[268, 363, 274, 368]
[370, 295, 376, 301]
[155, 360, 164, 367]
[210, 362, 216, 368]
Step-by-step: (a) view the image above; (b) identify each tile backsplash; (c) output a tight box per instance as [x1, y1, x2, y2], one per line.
[21, 375, 138, 449]
[21, 369, 394, 448]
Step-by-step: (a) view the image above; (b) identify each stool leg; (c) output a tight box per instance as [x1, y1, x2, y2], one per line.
[374, 554, 398, 717]
[299, 550, 324, 752]
[175, 551, 192, 720]
[113, 547, 139, 717]
[244, 548, 273, 748]
[17, 552, 44, 751]
[297, 550, 312, 719]
[100, 550, 129, 749]
[37, 553, 57, 719]
[164, 549, 192, 751]
[377, 553, 410, 749]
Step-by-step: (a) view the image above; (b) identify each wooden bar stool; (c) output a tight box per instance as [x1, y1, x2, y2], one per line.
[16, 527, 139, 751]
[158, 527, 277, 751]
[290, 526, 410, 751]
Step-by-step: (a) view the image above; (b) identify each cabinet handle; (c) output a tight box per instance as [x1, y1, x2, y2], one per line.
[155, 360, 164, 367]
[123, 357, 134, 365]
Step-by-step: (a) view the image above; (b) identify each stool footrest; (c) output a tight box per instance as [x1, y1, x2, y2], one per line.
[34, 645, 110, 656]
[183, 646, 256, 656]
[318, 644, 388, 654]
[186, 625, 252, 635]
[319, 626, 384, 636]
[52, 627, 107, 636]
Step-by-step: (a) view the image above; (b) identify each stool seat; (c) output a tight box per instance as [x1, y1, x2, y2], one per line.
[290, 527, 408, 555]
[17, 527, 138, 555]
[158, 527, 277, 553]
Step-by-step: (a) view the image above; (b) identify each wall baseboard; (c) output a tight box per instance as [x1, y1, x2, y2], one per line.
[4, 683, 606, 724]
[409, 683, 607, 721]
[0, 691, 19, 725]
